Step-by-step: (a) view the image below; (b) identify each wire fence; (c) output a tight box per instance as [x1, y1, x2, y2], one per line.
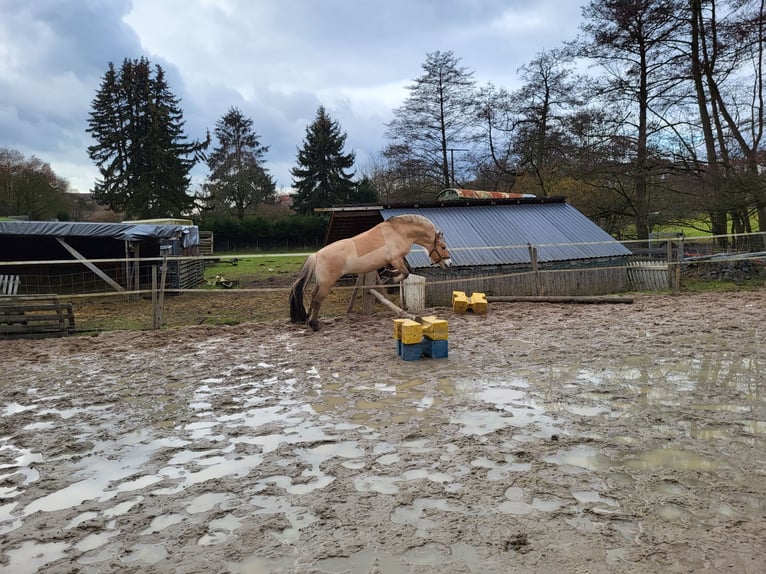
[1, 232, 764, 334]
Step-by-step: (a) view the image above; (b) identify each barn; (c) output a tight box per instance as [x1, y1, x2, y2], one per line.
[0, 219, 204, 295]
[320, 194, 633, 307]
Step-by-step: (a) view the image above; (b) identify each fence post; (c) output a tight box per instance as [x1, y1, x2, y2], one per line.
[528, 244, 543, 295]
[666, 240, 674, 289]
[152, 265, 159, 329]
[675, 233, 684, 290]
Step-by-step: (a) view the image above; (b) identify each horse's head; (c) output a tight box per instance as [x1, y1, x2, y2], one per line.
[429, 230, 452, 268]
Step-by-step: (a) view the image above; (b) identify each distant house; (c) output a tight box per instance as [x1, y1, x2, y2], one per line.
[320, 195, 632, 305]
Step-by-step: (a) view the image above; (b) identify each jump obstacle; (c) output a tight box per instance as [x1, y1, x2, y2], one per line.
[393, 316, 449, 361]
[451, 291, 488, 314]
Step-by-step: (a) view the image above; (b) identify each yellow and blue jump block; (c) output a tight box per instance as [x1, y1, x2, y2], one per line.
[393, 316, 448, 361]
[451, 290, 488, 314]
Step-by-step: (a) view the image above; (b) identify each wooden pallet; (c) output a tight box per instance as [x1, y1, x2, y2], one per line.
[0, 295, 76, 339]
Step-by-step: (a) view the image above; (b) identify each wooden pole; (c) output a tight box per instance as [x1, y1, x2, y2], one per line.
[369, 288, 418, 320]
[675, 234, 684, 290]
[151, 265, 159, 329]
[666, 239, 673, 289]
[487, 295, 634, 304]
[361, 271, 377, 315]
[346, 274, 364, 313]
[156, 251, 168, 328]
[528, 244, 543, 295]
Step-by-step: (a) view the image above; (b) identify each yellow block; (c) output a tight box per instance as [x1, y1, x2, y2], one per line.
[420, 315, 448, 340]
[452, 291, 469, 313]
[452, 290, 488, 314]
[393, 318, 406, 338]
[393, 318, 423, 344]
[470, 292, 488, 314]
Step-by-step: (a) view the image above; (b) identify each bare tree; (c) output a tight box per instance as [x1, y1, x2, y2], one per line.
[0, 148, 70, 219]
[385, 51, 478, 198]
[511, 49, 582, 196]
[578, 0, 685, 240]
[689, 0, 765, 247]
[471, 83, 520, 192]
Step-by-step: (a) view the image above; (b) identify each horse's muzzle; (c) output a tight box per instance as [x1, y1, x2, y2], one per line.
[437, 258, 452, 268]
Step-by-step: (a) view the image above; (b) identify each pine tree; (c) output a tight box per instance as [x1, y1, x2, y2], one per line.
[290, 106, 356, 214]
[204, 107, 275, 219]
[86, 57, 208, 219]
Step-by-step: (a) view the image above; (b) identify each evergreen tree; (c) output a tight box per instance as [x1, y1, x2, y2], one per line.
[86, 57, 208, 219]
[290, 106, 356, 214]
[204, 107, 276, 219]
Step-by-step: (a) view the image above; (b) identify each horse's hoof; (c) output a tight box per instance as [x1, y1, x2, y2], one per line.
[309, 320, 321, 331]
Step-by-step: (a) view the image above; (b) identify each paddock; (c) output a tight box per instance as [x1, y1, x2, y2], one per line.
[1, 289, 764, 573]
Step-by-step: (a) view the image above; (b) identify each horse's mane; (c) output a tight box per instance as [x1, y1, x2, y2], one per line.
[387, 214, 435, 230]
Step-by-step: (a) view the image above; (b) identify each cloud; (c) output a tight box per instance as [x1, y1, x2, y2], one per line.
[0, 0, 586, 195]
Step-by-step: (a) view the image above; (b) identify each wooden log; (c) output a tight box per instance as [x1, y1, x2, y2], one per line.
[362, 271, 377, 315]
[486, 295, 634, 304]
[369, 288, 418, 320]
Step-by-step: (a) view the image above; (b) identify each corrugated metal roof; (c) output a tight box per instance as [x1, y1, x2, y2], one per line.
[381, 204, 631, 268]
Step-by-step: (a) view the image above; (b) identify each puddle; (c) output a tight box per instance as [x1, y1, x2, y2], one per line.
[499, 486, 565, 515]
[120, 543, 167, 564]
[544, 444, 613, 471]
[2, 346, 763, 572]
[390, 497, 467, 537]
[3, 540, 68, 574]
[140, 513, 184, 534]
[622, 447, 719, 472]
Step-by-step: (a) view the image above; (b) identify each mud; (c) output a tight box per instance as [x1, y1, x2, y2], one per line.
[1, 290, 764, 573]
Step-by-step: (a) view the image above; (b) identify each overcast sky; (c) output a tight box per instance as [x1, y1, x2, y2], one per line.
[0, 0, 587, 194]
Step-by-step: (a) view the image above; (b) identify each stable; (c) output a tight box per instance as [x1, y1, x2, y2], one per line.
[320, 196, 632, 307]
[0, 219, 204, 295]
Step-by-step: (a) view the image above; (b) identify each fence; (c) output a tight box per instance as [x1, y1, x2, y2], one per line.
[1, 231, 763, 334]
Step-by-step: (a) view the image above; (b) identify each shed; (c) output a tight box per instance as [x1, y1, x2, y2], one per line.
[0, 219, 204, 295]
[320, 196, 632, 306]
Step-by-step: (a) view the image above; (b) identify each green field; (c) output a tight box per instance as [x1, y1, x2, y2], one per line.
[201, 251, 311, 287]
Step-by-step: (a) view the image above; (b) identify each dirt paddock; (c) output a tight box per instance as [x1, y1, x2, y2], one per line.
[1, 289, 764, 573]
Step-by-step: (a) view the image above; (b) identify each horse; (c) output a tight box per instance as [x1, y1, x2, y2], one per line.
[289, 214, 452, 331]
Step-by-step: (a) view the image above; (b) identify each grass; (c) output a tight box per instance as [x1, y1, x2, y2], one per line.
[653, 214, 761, 238]
[202, 251, 311, 287]
[680, 276, 766, 293]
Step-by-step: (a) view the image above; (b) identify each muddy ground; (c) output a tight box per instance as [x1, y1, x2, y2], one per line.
[1, 289, 764, 573]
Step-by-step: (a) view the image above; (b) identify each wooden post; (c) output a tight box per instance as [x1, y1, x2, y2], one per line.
[151, 265, 159, 329]
[346, 274, 364, 313]
[675, 234, 684, 290]
[528, 244, 543, 295]
[361, 271, 377, 315]
[666, 239, 673, 289]
[156, 250, 168, 327]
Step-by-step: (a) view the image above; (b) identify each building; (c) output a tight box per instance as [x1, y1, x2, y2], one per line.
[0, 219, 204, 295]
[320, 195, 632, 306]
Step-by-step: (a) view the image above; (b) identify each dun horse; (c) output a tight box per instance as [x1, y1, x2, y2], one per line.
[289, 214, 451, 331]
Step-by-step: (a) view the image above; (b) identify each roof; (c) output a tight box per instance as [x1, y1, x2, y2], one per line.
[0, 220, 199, 244]
[323, 199, 630, 268]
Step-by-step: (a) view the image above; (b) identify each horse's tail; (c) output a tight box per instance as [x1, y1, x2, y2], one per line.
[289, 254, 316, 323]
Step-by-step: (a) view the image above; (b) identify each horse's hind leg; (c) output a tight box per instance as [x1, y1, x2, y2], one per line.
[307, 283, 331, 331]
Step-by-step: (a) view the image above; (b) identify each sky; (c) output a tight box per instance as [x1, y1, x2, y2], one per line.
[0, 0, 587, 194]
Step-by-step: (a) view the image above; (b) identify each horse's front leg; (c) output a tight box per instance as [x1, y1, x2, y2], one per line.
[388, 258, 410, 282]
